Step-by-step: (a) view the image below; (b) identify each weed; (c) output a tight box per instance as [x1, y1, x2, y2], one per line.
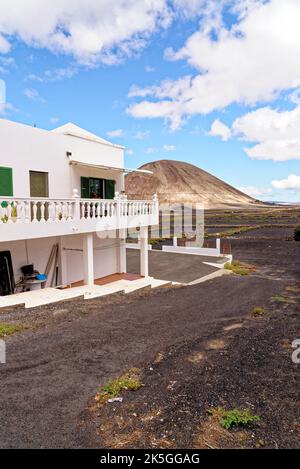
[209, 407, 260, 430]
[0, 322, 21, 337]
[206, 225, 258, 239]
[286, 286, 300, 293]
[251, 307, 265, 317]
[95, 368, 142, 405]
[271, 295, 297, 305]
[224, 260, 256, 276]
[294, 226, 300, 241]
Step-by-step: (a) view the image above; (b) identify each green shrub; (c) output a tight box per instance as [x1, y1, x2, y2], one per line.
[0, 322, 21, 337]
[294, 226, 300, 241]
[251, 307, 265, 316]
[95, 368, 142, 404]
[210, 407, 260, 430]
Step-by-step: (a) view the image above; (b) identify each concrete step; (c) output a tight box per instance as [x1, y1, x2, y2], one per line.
[0, 278, 182, 310]
[149, 279, 174, 289]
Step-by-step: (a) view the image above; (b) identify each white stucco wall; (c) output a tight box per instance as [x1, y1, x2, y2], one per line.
[0, 234, 119, 286]
[0, 119, 126, 288]
[0, 119, 125, 198]
[62, 233, 118, 284]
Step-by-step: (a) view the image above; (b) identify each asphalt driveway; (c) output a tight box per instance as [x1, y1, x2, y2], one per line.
[126, 249, 225, 283]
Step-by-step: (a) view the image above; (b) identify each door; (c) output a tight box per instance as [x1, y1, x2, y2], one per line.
[81, 177, 115, 199]
[89, 178, 104, 199]
[0, 251, 15, 296]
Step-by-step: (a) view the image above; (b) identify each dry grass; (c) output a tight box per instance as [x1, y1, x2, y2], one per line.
[271, 295, 297, 305]
[224, 261, 256, 276]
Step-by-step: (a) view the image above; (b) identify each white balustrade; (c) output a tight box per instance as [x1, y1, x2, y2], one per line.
[0, 198, 77, 224]
[0, 195, 159, 237]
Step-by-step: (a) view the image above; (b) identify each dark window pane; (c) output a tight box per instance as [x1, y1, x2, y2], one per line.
[30, 171, 49, 197]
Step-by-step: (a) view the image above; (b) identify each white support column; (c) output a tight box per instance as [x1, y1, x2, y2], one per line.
[140, 226, 149, 278]
[58, 236, 68, 286]
[83, 233, 94, 286]
[118, 228, 127, 273]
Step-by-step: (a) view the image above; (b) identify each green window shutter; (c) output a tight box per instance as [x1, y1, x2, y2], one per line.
[105, 179, 115, 199]
[81, 177, 90, 198]
[0, 167, 13, 196]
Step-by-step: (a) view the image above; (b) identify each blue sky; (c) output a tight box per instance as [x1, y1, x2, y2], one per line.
[0, 0, 300, 202]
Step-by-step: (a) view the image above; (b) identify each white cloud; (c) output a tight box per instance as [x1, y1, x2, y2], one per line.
[288, 87, 300, 105]
[163, 144, 175, 152]
[133, 130, 150, 140]
[27, 68, 77, 83]
[0, 102, 15, 116]
[238, 186, 272, 198]
[0, 56, 15, 74]
[107, 129, 125, 138]
[128, 0, 300, 129]
[209, 119, 231, 141]
[50, 117, 60, 124]
[0, 78, 6, 104]
[145, 147, 157, 154]
[0, 79, 13, 115]
[272, 175, 300, 190]
[0, 34, 11, 53]
[126, 148, 134, 155]
[172, 0, 207, 17]
[24, 88, 45, 102]
[145, 65, 155, 72]
[231, 105, 300, 161]
[0, 0, 171, 66]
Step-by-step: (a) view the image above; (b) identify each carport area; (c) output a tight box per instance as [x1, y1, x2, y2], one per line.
[126, 248, 228, 284]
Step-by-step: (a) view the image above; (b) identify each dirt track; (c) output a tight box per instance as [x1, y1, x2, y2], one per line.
[0, 209, 299, 448]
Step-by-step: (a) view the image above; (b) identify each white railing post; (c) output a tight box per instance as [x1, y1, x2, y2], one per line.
[216, 238, 221, 255]
[83, 232, 94, 286]
[114, 192, 120, 229]
[72, 189, 80, 221]
[153, 193, 158, 215]
[140, 226, 149, 278]
[25, 201, 30, 223]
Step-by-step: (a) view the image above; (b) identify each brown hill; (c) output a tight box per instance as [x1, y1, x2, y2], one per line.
[125, 160, 258, 209]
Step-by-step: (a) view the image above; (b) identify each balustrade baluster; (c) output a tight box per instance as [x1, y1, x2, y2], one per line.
[40, 202, 46, 223]
[32, 202, 38, 223]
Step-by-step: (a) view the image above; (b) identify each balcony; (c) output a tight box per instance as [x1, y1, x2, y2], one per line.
[0, 192, 159, 242]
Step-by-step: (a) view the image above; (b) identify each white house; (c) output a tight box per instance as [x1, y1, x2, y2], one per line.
[0, 118, 158, 296]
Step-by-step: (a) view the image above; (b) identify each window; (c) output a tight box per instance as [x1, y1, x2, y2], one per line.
[81, 177, 115, 199]
[29, 171, 49, 198]
[0, 167, 13, 196]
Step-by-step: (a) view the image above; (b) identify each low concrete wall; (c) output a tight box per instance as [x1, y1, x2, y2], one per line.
[126, 243, 152, 251]
[162, 239, 221, 257]
[162, 246, 221, 256]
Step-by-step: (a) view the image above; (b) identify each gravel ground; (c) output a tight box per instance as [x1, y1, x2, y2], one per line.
[0, 210, 299, 449]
